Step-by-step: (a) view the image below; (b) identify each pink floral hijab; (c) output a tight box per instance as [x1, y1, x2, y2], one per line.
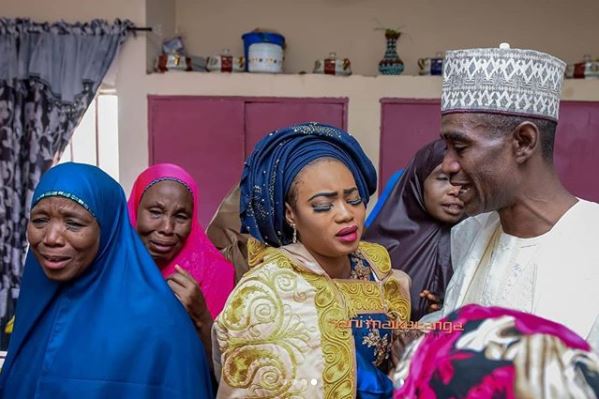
[392, 305, 599, 398]
[128, 163, 235, 318]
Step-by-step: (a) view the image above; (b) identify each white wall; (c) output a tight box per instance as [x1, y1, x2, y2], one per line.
[4, 0, 599, 198]
[146, 0, 176, 72]
[173, 0, 599, 76]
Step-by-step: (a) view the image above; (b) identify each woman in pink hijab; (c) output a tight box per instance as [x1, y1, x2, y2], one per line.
[128, 163, 235, 357]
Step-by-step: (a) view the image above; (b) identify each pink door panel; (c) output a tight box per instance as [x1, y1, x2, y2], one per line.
[379, 99, 441, 189]
[148, 96, 245, 226]
[244, 98, 347, 158]
[380, 99, 599, 202]
[555, 101, 599, 201]
[148, 96, 348, 226]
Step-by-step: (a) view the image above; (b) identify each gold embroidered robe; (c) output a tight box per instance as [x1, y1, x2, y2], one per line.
[212, 240, 411, 398]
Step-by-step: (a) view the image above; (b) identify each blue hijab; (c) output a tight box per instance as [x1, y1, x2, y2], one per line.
[0, 163, 213, 398]
[240, 122, 377, 247]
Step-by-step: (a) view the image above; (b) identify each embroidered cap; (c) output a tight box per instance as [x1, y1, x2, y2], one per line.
[441, 43, 566, 121]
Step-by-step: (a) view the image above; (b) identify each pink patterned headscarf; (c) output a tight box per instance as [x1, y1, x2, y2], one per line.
[392, 305, 599, 399]
[128, 163, 235, 319]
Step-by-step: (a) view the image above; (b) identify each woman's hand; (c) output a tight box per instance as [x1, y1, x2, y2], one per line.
[419, 289, 442, 312]
[167, 266, 211, 325]
[167, 265, 214, 364]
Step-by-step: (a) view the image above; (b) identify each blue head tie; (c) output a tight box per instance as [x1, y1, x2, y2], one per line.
[240, 122, 377, 247]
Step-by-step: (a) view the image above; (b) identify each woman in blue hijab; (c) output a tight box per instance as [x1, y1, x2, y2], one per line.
[0, 163, 213, 398]
[213, 122, 411, 399]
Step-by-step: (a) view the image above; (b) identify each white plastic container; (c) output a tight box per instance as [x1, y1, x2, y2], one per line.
[248, 43, 284, 73]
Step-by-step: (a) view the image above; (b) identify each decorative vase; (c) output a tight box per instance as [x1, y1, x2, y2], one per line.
[378, 31, 404, 75]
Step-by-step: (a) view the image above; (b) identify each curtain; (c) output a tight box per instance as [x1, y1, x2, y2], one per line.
[0, 18, 134, 349]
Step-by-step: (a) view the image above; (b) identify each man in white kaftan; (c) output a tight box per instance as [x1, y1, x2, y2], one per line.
[423, 44, 599, 352]
[433, 200, 599, 350]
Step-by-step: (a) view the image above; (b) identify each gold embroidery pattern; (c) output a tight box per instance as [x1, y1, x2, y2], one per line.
[383, 277, 411, 321]
[302, 272, 355, 399]
[358, 241, 410, 322]
[219, 244, 405, 399]
[362, 328, 391, 367]
[217, 254, 314, 398]
[350, 255, 372, 281]
[335, 280, 385, 318]
[358, 242, 392, 276]
[248, 237, 269, 268]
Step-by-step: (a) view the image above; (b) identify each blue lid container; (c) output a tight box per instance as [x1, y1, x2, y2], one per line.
[242, 31, 285, 72]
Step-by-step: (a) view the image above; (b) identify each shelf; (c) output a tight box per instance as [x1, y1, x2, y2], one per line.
[143, 72, 444, 100]
[142, 72, 599, 102]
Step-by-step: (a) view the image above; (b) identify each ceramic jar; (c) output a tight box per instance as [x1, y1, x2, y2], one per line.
[206, 49, 245, 73]
[418, 54, 443, 76]
[313, 52, 352, 76]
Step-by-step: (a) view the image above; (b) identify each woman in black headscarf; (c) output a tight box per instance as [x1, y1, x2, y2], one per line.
[363, 139, 465, 321]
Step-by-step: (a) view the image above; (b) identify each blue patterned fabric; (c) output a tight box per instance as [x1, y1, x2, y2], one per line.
[240, 122, 377, 247]
[348, 255, 394, 398]
[0, 163, 213, 398]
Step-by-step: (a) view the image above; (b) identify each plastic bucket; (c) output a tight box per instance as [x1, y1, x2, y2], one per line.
[242, 31, 285, 73]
